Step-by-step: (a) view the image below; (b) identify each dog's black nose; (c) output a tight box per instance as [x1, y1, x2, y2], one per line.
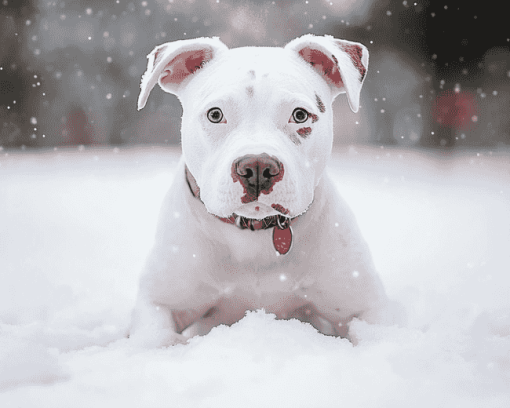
[232, 153, 283, 203]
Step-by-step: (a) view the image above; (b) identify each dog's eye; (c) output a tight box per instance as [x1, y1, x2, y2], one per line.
[207, 107, 224, 123]
[291, 108, 309, 124]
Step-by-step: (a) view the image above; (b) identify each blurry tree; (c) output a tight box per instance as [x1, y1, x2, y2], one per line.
[0, 0, 39, 148]
[1, 0, 508, 148]
[325, 0, 429, 147]
[327, 0, 509, 148]
[422, 0, 509, 147]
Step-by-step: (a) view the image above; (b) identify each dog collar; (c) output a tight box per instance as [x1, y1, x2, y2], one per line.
[185, 165, 294, 255]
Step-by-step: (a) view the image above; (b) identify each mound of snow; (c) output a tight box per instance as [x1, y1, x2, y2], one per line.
[0, 146, 509, 407]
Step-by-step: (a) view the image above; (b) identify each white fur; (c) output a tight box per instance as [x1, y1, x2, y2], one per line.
[130, 35, 395, 347]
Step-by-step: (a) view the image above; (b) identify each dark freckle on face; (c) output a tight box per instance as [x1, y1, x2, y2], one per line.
[246, 86, 254, 97]
[315, 94, 326, 113]
[309, 113, 319, 123]
[297, 127, 312, 138]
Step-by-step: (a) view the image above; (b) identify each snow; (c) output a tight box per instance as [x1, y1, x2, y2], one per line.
[1, 145, 509, 407]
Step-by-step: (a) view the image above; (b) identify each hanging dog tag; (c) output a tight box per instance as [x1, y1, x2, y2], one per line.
[273, 225, 293, 255]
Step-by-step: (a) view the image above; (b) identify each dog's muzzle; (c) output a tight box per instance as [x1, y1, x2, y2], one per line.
[185, 165, 294, 256]
[231, 153, 284, 204]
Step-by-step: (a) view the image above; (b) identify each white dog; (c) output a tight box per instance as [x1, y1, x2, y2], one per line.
[130, 34, 394, 347]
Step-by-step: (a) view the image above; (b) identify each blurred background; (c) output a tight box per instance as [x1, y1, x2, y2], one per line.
[0, 0, 508, 150]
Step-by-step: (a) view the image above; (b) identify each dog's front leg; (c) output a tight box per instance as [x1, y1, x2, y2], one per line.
[129, 298, 189, 347]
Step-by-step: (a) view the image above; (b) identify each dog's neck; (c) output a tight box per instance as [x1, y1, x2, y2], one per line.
[184, 165, 295, 255]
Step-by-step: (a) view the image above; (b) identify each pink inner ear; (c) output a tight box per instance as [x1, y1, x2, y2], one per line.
[337, 43, 366, 81]
[159, 49, 211, 86]
[298, 47, 344, 87]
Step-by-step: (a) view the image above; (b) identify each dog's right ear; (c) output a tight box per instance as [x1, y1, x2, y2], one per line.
[285, 34, 368, 113]
[137, 37, 228, 110]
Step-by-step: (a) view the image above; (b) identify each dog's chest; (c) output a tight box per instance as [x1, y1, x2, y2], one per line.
[212, 259, 315, 312]
[212, 223, 282, 263]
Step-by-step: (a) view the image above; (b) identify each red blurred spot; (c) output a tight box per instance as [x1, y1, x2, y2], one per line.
[60, 107, 94, 145]
[432, 90, 478, 130]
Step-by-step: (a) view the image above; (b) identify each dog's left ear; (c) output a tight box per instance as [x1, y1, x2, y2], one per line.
[285, 34, 368, 112]
[137, 37, 228, 110]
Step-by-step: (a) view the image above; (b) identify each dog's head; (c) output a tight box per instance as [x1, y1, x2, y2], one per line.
[138, 35, 368, 219]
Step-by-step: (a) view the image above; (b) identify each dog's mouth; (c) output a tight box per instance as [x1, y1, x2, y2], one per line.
[224, 213, 291, 231]
[233, 201, 289, 219]
[214, 202, 292, 231]
[185, 164, 294, 231]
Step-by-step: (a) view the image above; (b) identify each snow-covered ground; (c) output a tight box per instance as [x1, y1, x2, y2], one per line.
[0, 145, 509, 407]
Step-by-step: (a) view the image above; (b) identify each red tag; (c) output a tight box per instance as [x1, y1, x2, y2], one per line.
[272, 225, 292, 255]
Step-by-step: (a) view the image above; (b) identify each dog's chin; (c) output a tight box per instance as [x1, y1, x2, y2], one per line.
[233, 202, 280, 219]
